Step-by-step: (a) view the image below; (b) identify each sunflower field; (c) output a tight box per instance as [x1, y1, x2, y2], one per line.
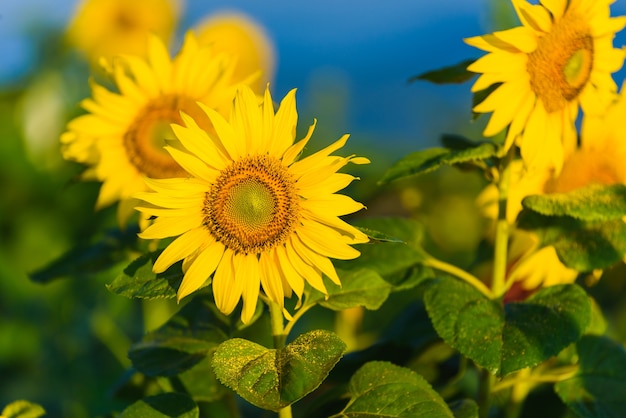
[2, 1, 626, 417]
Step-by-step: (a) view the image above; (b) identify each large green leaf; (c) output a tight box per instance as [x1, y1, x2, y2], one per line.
[119, 393, 198, 418]
[379, 143, 498, 184]
[522, 184, 626, 221]
[1, 401, 45, 418]
[212, 330, 346, 411]
[409, 59, 476, 84]
[305, 268, 392, 311]
[129, 296, 231, 377]
[424, 276, 590, 375]
[556, 335, 626, 418]
[517, 211, 626, 271]
[29, 227, 138, 283]
[330, 361, 458, 418]
[335, 217, 433, 291]
[107, 251, 184, 299]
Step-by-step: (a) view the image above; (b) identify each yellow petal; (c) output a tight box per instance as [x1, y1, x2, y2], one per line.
[153, 228, 209, 273]
[178, 240, 225, 301]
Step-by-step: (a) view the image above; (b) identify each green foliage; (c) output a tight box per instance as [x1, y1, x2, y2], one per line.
[424, 276, 591, 375]
[556, 335, 626, 418]
[379, 143, 498, 184]
[119, 393, 198, 418]
[518, 212, 626, 272]
[305, 268, 392, 311]
[522, 184, 626, 222]
[29, 227, 138, 283]
[518, 184, 626, 271]
[330, 361, 473, 418]
[128, 296, 232, 378]
[409, 59, 477, 84]
[212, 330, 346, 411]
[337, 217, 436, 291]
[1, 401, 45, 418]
[107, 251, 184, 299]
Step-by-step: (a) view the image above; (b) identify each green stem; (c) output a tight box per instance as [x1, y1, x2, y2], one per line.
[492, 365, 579, 392]
[283, 303, 314, 338]
[423, 257, 493, 299]
[268, 300, 293, 418]
[478, 370, 495, 418]
[492, 147, 515, 297]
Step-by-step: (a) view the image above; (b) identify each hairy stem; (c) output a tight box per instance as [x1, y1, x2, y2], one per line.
[268, 300, 293, 418]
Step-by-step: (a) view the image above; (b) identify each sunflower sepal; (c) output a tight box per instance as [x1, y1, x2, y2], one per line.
[211, 330, 346, 412]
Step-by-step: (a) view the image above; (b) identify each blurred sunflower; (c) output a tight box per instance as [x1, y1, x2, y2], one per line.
[61, 33, 258, 225]
[478, 86, 626, 291]
[195, 12, 276, 94]
[465, 0, 626, 171]
[66, 0, 179, 65]
[135, 86, 369, 323]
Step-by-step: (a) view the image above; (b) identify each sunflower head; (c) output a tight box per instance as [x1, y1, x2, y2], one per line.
[61, 32, 258, 226]
[194, 12, 276, 94]
[66, 0, 180, 65]
[465, 0, 626, 172]
[135, 86, 369, 323]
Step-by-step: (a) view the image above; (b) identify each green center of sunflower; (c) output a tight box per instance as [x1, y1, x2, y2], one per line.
[203, 154, 300, 255]
[123, 95, 213, 179]
[527, 11, 593, 113]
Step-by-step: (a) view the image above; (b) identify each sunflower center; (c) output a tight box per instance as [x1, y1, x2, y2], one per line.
[124, 95, 213, 179]
[203, 154, 300, 255]
[527, 12, 593, 113]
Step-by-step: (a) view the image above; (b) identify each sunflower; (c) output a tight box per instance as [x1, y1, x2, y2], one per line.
[135, 86, 369, 323]
[61, 33, 257, 226]
[465, 0, 626, 172]
[195, 12, 276, 94]
[66, 0, 179, 65]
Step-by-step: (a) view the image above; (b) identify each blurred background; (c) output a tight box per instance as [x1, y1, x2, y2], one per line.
[3, 0, 626, 416]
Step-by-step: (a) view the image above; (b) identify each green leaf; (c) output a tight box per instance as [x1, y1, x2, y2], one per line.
[212, 330, 346, 411]
[173, 357, 227, 402]
[29, 227, 138, 283]
[107, 251, 184, 299]
[517, 211, 626, 271]
[305, 268, 393, 311]
[330, 361, 455, 418]
[338, 217, 426, 271]
[1, 400, 45, 418]
[409, 59, 476, 84]
[379, 143, 498, 184]
[129, 296, 231, 377]
[449, 399, 479, 418]
[119, 393, 198, 418]
[472, 84, 500, 122]
[424, 276, 590, 375]
[522, 184, 626, 221]
[556, 335, 626, 418]
[355, 226, 405, 243]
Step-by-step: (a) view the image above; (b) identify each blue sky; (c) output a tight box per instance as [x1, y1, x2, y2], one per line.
[3, 0, 626, 154]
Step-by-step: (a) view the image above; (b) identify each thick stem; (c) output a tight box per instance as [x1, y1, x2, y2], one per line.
[492, 147, 515, 297]
[268, 301, 293, 418]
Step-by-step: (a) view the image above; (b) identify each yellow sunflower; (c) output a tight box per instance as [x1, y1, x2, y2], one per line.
[61, 33, 258, 226]
[195, 12, 276, 94]
[66, 0, 179, 65]
[465, 0, 626, 172]
[135, 86, 369, 323]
